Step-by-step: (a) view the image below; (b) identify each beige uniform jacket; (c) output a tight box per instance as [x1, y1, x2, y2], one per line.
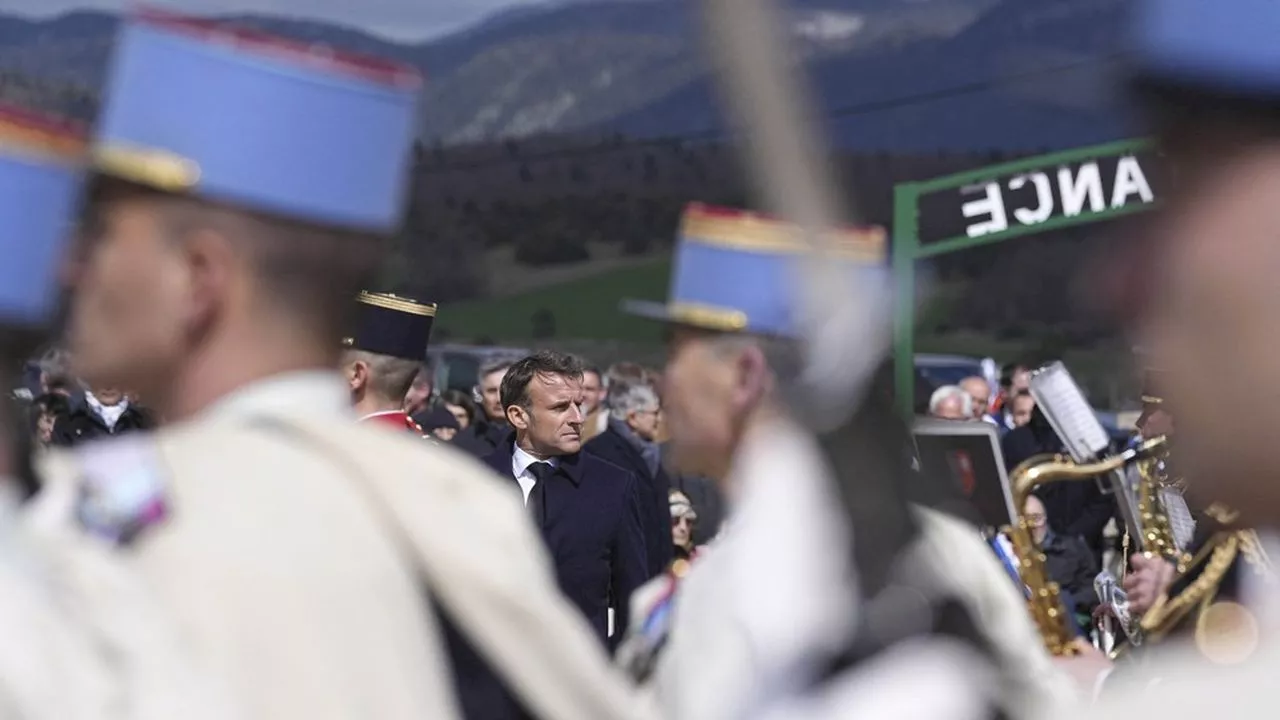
[1048, 534, 1280, 720]
[650, 416, 1071, 720]
[1048, 639, 1280, 720]
[31, 372, 653, 720]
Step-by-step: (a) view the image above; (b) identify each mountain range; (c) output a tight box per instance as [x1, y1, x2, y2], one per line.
[0, 0, 1136, 151]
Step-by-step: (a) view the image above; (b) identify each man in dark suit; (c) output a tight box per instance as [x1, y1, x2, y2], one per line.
[660, 445, 726, 546]
[50, 387, 155, 447]
[480, 350, 647, 651]
[584, 378, 672, 577]
[453, 356, 516, 457]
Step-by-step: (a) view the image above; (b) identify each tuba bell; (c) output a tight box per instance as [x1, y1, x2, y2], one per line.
[1005, 437, 1168, 656]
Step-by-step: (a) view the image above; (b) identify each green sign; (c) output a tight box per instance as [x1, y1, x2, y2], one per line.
[893, 138, 1160, 416]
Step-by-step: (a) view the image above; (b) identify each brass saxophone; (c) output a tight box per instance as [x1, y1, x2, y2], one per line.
[1006, 436, 1168, 656]
[1133, 440, 1190, 569]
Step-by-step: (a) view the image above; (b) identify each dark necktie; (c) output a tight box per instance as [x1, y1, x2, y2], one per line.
[526, 461, 553, 529]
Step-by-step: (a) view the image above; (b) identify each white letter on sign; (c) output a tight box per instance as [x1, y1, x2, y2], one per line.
[961, 182, 1009, 238]
[1008, 172, 1053, 225]
[1111, 156, 1154, 208]
[1059, 162, 1105, 217]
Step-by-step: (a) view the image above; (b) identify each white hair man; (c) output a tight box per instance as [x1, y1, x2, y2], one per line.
[929, 385, 974, 421]
[585, 378, 674, 577]
[453, 355, 518, 457]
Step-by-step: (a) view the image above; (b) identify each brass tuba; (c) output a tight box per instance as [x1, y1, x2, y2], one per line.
[1006, 436, 1168, 656]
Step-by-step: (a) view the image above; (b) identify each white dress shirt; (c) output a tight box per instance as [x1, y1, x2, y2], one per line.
[511, 445, 559, 505]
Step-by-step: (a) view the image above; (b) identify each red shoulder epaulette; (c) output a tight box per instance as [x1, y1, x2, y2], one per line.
[407, 417, 426, 436]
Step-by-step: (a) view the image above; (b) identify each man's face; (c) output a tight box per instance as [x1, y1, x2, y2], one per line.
[1024, 495, 1048, 542]
[93, 388, 125, 406]
[1137, 148, 1280, 522]
[66, 193, 190, 397]
[1010, 368, 1031, 393]
[478, 369, 506, 421]
[626, 403, 662, 443]
[581, 371, 603, 415]
[661, 330, 744, 478]
[1010, 395, 1035, 427]
[960, 378, 990, 418]
[403, 376, 431, 415]
[509, 372, 585, 456]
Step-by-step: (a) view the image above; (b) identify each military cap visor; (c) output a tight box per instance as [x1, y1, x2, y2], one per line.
[343, 292, 436, 361]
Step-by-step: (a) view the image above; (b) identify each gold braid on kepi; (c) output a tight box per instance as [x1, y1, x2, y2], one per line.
[344, 291, 437, 362]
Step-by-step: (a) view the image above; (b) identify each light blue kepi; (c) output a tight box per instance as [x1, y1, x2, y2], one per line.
[1131, 0, 1280, 97]
[91, 6, 423, 233]
[0, 106, 86, 330]
[622, 203, 888, 338]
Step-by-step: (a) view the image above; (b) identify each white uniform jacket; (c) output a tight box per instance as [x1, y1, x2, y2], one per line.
[29, 372, 654, 720]
[650, 415, 1073, 720]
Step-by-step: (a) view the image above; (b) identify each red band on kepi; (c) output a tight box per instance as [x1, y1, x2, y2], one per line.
[131, 4, 424, 89]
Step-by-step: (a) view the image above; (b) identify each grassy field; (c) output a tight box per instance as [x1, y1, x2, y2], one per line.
[437, 258, 673, 343]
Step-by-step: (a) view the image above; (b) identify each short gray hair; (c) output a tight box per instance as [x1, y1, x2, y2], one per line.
[928, 385, 973, 417]
[608, 381, 660, 421]
[477, 356, 518, 384]
[343, 349, 422, 402]
[38, 346, 72, 377]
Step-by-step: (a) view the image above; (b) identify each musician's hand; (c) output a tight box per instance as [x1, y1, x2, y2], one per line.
[1051, 639, 1113, 698]
[1091, 603, 1115, 625]
[1122, 554, 1176, 615]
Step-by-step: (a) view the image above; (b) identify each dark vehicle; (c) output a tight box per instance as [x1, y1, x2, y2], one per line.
[914, 353, 988, 390]
[427, 344, 530, 396]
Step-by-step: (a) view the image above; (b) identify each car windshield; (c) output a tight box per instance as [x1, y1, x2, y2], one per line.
[916, 363, 982, 388]
[437, 352, 482, 393]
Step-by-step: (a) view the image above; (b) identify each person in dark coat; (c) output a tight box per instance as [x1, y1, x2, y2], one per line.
[1001, 403, 1114, 564]
[452, 356, 516, 458]
[419, 404, 461, 442]
[1025, 492, 1099, 631]
[479, 350, 647, 653]
[666, 470, 725, 546]
[584, 378, 672, 577]
[50, 387, 154, 447]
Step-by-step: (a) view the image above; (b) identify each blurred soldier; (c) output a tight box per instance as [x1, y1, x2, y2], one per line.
[0, 102, 115, 719]
[342, 291, 434, 434]
[620, 204, 1073, 719]
[34, 9, 651, 720]
[1050, 0, 1280, 716]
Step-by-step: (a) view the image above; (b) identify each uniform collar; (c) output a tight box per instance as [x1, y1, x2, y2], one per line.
[359, 409, 407, 422]
[199, 370, 353, 423]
